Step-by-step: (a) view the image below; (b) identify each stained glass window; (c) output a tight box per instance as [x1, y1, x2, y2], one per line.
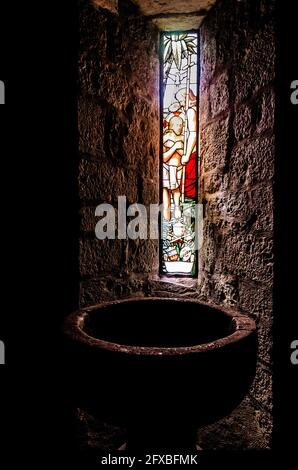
[161, 32, 199, 276]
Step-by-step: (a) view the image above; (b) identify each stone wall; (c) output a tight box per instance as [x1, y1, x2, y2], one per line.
[78, 0, 160, 307]
[197, 0, 275, 446]
[78, 0, 274, 449]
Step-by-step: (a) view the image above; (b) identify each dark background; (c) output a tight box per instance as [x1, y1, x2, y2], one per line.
[274, 0, 298, 457]
[0, 0, 297, 467]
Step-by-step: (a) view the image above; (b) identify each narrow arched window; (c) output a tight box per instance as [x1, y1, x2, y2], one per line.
[161, 32, 199, 276]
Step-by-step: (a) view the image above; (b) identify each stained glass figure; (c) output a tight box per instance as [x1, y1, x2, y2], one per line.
[161, 32, 198, 276]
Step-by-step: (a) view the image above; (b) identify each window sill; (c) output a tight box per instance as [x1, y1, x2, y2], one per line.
[149, 274, 198, 291]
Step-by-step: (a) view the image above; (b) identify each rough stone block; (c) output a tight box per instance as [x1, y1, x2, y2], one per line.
[254, 408, 272, 449]
[210, 71, 229, 118]
[245, 136, 275, 187]
[199, 87, 210, 127]
[256, 87, 275, 135]
[80, 206, 97, 233]
[224, 190, 251, 221]
[213, 0, 245, 71]
[95, 239, 123, 274]
[79, 238, 98, 278]
[78, 158, 139, 203]
[211, 273, 239, 307]
[238, 279, 273, 321]
[235, 24, 275, 105]
[197, 396, 270, 449]
[249, 183, 274, 232]
[201, 117, 229, 172]
[148, 278, 197, 299]
[79, 238, 123, 277]
[128, 239, 159, 274]
[80, 276, 146, 307]
[203, 170, 227, 194]
[78, 98, 105, 158]
[200, 222, 218, 274]
[206, 190, 251, 226]
[214, 232, 274, 284]
[96, 65, 133, 110]
[233, 103, 253, 142]
[200, 26, 217, 91]
[92, 0, 118, 14]
[257, 317, 273, 366]
[249, 363, 272, 413]
[228, 136, 274, 190]
[123, 98, 159, 171]
[78, 51, 103, 96]
[78, 3, 107, 96]
[141, 178, 159, 206]
[196, 273, 214, 302]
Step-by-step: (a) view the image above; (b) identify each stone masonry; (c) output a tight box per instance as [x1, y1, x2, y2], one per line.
[197, 0, 274, 446]
[78, 0, 274, 449]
